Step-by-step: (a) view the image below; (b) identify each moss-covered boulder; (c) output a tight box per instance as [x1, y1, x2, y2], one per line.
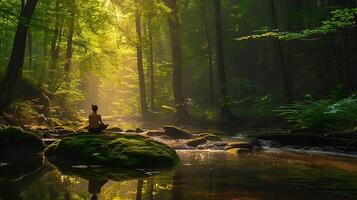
[0, 127, 45, 156]
[45, 134, 180, 169]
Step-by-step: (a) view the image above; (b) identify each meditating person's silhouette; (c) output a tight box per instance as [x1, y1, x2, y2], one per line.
[88, 105, 108, 133]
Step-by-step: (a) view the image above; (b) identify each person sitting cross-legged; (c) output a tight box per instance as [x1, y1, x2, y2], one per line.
[88, 105, 108, 133]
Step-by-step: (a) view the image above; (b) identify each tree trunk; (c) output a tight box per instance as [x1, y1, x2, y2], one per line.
[64, 0, 75, 73]
[48, 0, 62, 88]
[28, 28, 34, 78]
[164, 0, 189, 122]
[0, 0, 39, 108]
[135, 11, 149, 119]
[39, 4, 49, 87]
[266, 0, 292, 103]
[148, 17, 156, 111]
[214, 0, 236, 122]
[200, 0, 214, 108]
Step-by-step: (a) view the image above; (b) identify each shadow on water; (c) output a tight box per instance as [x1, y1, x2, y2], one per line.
[1, 150, 357, 200]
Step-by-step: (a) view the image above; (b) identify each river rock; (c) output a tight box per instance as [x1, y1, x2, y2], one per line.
[163, 126, 193, 139]
[228, 148, 251, 154]
[45, 134, 180, 168]
[198, 133, 222, 141]
[0, 125, 6, 130]
[135, 128, 144, 133]
[0, 127, 45, 156]
[224, 142, 253, 151]
[107, 127, 124, 132]
[185, 138, 207, 147]
[158, 135, 173, 140]
[54, 126, 77, 135]
[146, 131, 165, 137]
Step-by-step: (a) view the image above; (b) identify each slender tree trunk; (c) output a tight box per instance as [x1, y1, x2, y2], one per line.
[164, 0, 189, 122]
[214, 0, 236, 122]
[266, 0, 292, 103]
[0, 0, 39, 108]
[40, 5, 49, 87]
[147, 17, 156, 111]
[28, 28, 34, 77]
[200, 0, 214, 108]
[64, 0, 75, 73]
[48, 0, 62, 87]
[135, 11, 149, 119]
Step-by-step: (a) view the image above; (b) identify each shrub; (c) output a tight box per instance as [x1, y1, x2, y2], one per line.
[276, 95, 357, 131]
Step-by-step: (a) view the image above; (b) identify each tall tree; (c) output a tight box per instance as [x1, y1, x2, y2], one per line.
[64, 0, 75, 73]
[0, 0, 40, 108]
[164, 0, 189, 122]
[135, 9, 149, 119]
[147, 17, 156, 111]
[266, 0, 292, 103]
[214, 0, 236, 122]
[200, 0, 214, 108]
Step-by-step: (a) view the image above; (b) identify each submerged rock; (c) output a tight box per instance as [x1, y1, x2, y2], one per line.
[45, 134, 180, 169]
[0, 127, 45, 156]
[185, 138, 207, 147]
[163, 126, 193, 139]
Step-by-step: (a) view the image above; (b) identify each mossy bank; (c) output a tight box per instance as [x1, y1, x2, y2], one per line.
[45, 134, 180, 169]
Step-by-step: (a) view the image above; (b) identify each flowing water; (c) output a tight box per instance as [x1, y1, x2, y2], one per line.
[1, 149, 357, 200]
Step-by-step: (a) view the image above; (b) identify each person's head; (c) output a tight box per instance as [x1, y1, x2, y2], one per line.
[92, 105, 98, 113]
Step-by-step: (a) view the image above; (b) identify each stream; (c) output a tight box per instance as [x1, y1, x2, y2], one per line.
[1, 149, 357, 200]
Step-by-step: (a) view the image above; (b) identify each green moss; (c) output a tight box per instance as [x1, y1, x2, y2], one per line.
[0, 127, 45, 156]
[198, 133, 222, 141]
[45, 134, 180, 169]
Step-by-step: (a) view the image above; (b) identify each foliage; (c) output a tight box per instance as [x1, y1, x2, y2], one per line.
[277, 95, 357, 131]
[237, 8, 357, 41]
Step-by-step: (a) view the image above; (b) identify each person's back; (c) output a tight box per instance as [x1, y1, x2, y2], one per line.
[89, 113, 101, 129]
[88, 105, 108, 133]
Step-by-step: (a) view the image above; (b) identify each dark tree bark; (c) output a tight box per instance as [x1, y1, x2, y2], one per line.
[214, 0, 236, 122]
[164, 0, 189, 122]
[0, 0, 39, 108]
[135, 11, 149, 119]
[200, 0, 214, 108]
[266, 0, 292, 103]
[64, 0, 75, 73]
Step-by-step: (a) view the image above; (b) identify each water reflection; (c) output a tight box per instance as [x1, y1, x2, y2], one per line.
[88, 180, 108, 200]
[1, 150, 357, 200]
